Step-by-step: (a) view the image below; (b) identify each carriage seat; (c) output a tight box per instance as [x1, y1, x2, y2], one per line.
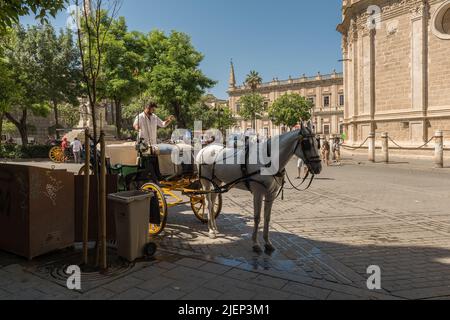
[150, 143, 195, 178]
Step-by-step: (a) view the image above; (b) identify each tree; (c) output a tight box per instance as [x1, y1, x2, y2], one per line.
[238, 93, 265, 130]
[0, 0, 67, 34]
[269, 93, 313, 129]
[245, 70, 263, 92]
[98, 17, 146, 138]
[145, 30, 216, 128]
[37, 25, 82, 138]
[2, 25, 51, 146]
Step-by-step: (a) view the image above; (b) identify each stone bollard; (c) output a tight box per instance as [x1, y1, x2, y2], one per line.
[368, 132, 376, 162]
[381, 132, 389, 163]
[435, 130, 444, 168]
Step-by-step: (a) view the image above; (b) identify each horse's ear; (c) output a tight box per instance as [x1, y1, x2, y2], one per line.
[300, 122, 304, 130]
[307, 121, 313, 130]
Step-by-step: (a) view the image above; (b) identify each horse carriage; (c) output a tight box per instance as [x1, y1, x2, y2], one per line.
[79, 139, 222, 236]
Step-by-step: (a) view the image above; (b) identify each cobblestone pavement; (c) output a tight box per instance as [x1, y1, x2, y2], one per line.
[1, 156, 450, 300]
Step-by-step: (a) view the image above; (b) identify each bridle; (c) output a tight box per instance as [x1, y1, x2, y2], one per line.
[294, 130, 322, 167]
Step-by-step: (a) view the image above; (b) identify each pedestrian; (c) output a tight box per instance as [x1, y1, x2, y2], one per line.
[332, 137, 341, 164]
[296, 156, 309, 179]
[322, 138, 331, 167]
[70, 137, 83, 164]
[61, 137, 70, 162]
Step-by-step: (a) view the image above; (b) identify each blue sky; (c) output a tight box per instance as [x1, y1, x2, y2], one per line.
[21, 0, 343, 99]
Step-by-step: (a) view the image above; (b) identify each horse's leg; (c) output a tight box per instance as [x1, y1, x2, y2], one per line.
[208, 189, 219, 234]
[263, 193, 276, 253]
[201, 179, 217, 239]
[252, 191, 263, 253]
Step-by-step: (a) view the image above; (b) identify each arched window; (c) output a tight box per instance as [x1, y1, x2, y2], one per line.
[443, 8, 450, 34]
[432, 1, 450, 39]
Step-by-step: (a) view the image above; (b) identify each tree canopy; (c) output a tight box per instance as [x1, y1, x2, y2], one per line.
[245, 70, 263, 92]
[145, 30, 216, 128]
[0, 0, 67, 33]
[269, 93, 312, 128]
[238, 93, 266, 129]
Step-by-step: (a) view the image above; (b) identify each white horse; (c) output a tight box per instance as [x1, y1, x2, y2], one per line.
[196, 125, 322, 253]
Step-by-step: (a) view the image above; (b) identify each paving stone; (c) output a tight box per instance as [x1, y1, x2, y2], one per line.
[180, 287, 222, 300]
[281, 282, 331, 300]
[112, 288, 151, 300]
[198, 263, 233, 275]
[251, 274, 288, 290]
[78, 288, 116, 300]
[175, 258, 207, 268]
[136, 277, 175, 293]
[101, 276, 142, 294]
[146, 287, 187, 300]
[218, 288, 256, 300]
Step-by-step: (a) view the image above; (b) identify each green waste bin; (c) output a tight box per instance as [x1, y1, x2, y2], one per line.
[108, 191, 153, 262]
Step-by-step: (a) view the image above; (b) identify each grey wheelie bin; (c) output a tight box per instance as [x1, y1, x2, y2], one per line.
[108, 191, 156, 262]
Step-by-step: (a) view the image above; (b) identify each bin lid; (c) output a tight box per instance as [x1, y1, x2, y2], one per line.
[107, 190, 153, 204]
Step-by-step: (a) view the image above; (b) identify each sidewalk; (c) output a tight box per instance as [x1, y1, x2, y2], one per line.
[341, 148, 450, 173]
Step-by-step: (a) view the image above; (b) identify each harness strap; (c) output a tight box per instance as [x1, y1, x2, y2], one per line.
[241, 136, 251, 191]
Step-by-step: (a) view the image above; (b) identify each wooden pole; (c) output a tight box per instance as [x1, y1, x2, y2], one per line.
[99, 130, 107, 270]
[82, 129, 90, 265]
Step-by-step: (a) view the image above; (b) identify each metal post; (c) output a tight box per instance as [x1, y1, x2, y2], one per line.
[99, 131, 107, 270]
[435, 130, 444, 168]
[381, 132, 389, 164]
[368, 132, 376, 162]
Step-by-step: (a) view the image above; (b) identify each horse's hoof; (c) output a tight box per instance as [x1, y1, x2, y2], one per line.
[253, 245, 263, 254]
[209, 232, 217, 239]
[264, 244, 276, 254]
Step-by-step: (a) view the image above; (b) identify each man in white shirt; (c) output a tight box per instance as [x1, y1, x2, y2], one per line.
[70, 137, 83, 164]
[133, 102, 175, 145]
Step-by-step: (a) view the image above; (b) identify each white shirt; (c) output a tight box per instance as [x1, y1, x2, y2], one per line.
[134, 112, 168, 145]
[71, 140, 83, 152]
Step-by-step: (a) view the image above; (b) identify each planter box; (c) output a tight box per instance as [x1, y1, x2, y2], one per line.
[0, 164, 75, 259]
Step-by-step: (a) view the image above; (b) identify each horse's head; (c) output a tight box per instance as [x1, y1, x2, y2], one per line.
[294, 123, 322, 175]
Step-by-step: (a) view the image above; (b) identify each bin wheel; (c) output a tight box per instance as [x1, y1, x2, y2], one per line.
[78, 164, 94, 176]
[191, 193, 222, 224]
[145, 243, 157, 257]
[141, 183, 168, 236]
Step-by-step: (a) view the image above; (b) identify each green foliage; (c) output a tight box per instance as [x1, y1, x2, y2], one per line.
[0, 0, 67, 33]
[245, 70, 263, 91]
[145, 30, 216, 128]
[238, 93, 266, 123]
[269, 93, 313, 128]
[0, 144, 53, 159]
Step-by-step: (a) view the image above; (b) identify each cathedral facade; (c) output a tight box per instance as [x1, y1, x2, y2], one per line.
[337, 0, 450, 146]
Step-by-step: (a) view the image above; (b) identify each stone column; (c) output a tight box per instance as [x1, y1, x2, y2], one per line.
[381, 132, 389, 163]
[368, 132, 376, 162]
[435, 130, 444, 168]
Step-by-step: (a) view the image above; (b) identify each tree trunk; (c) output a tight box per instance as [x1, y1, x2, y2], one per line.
[5, 109, 28, 147]
[53, 101, 60, 139]
[0, 113, 3, 146]
[114, 98, 122, 139]
[173, 102, 185, 128]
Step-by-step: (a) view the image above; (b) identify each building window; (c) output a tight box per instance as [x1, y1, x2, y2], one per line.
[340, 124, 344, 134]
[323, 96, 330, 107]
[307, 97, 315, 106]
[263, 127, 269, 137]
[339, 94, 344, 106]
[432, 1, 450, 39]
[323, 125, 330, 135]
[236, 103, 241, 113]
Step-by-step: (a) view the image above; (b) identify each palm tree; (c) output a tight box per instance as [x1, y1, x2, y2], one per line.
[245, 70, 263, 92]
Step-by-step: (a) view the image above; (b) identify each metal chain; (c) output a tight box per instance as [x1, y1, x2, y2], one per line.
[388, 136, 436, 150]
[341, 136, 370, 150]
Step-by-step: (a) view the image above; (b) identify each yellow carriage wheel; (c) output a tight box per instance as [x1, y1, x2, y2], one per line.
[191, 192, 222, 224]
[49, 146, 64, 163]
[141, 183, 168, 236]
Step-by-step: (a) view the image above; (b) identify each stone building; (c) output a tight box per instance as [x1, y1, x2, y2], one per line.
[337, 0, 450, 146]
[227, 62, 345, 137]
